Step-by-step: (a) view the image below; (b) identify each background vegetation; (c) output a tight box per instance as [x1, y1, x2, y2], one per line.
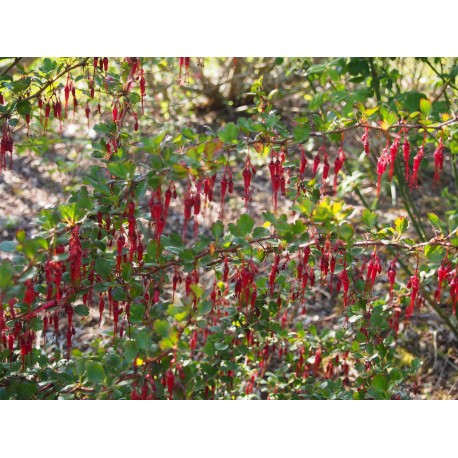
[1, 57, 458, 399]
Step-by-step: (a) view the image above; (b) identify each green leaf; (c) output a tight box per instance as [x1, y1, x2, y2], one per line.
[198, 299, 213, 315]
[355, 331, 368, 343]
[136, 330, 152, 350]
[94, 258, 113, 280]
[397, 91, 425, 112]
[420, 98, 432, 117]
[29, 317, 43, 331]
[215, 341, 229, 351]
[266, 114, 279, 130]
[218, 122, 239, 143]
[167, 304, 188, 322]
[150, 155, 163, 170]
[371, 374, 388, 394]
[16, 230, 27, 243]
[107, 162, 129, 179]
[124, 340, 139, 364]
[59, 203, 85, 224]
[74, 305, 90, 317]
[427, 213, 442, 231]
[182, 127, 197, 140]
[179, 248, 195, 264]
[237, 214, 254, 237]
[309, 92, 326, 111]
[93, 123, 111, 134]
[159, 336, 176, 350]
[293, 198, 314, 217]
[148, 131, 167, 148]
[129, 282, 144, 298]
[86, 362, 105, 383]
[262, 211, 277, 224]
[211, 220, 224, 239]
[370, 307, 384, 327]
[238, 117, 253, 133]
[12, 77, 31, 94]
[337, 222, 354, 241]
[111, 287, 126, 302]
[293, 125, 310, 143]
[394, 216, 408, 235]
[0, 262, 13, 289]
[380, 107, 398, 126]
[153, 319, 170, 338]
[39, 58, 57, 74]
[424, 244, 445, 262]
[362, 209, 377, 230]
[0, 241, 17, 252]
[252, 226, 270, 238]
[92, 281, 110, 293]
[307, 64, 326, 74]
[17, 100, 32, 116]
[190, 284, 204, 299]
[122, 262, 133, 281]
[365, 107, 379, 117]
[129, 92, 141, 104]
[256, 249, 266, 262]
[129, 303, 145, 324]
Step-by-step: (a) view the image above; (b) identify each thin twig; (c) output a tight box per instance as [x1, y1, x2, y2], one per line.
[0, 57, 22, 76]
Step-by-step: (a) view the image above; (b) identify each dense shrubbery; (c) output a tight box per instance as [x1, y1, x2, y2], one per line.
[1, 57, 457, 399]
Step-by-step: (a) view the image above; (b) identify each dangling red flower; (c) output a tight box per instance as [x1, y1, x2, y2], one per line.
[388, 138, 399, 181]
[361, 127, 370, 155]
[409, 145, 424, 189]
[433, 137, 444, 185]
[387, 259, 397, 303]
[376, 147, 389, 197]
[403, 135, 411, 181]
[333, 146, 346, 192]
[406, 269, 420, 319]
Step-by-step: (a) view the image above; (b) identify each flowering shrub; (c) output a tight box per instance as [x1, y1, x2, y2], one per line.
[0, 57, 457, 399]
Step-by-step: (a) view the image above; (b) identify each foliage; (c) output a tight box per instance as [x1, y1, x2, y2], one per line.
[1, 57, 458, 399]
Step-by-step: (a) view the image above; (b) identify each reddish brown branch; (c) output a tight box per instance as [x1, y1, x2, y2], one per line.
[16, 299, 59, 320]
[9, 231, 456, 324]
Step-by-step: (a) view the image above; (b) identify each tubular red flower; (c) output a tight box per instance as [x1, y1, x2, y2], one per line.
[409, 145, 424, 189]
[333, 146, 346, 192]
[387, 259, 397, 303]
[376, 147, 389, 197]
[449, 271, 458, 316]
[366, 251, 382, 293]
[403, 136, 411, 181]
[361, 127, 370, 155]
[299, 145, 307, 175]
[388, 138, 399, 181]
[406, 270, 420, 319]
[433, 137, 444, 185]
